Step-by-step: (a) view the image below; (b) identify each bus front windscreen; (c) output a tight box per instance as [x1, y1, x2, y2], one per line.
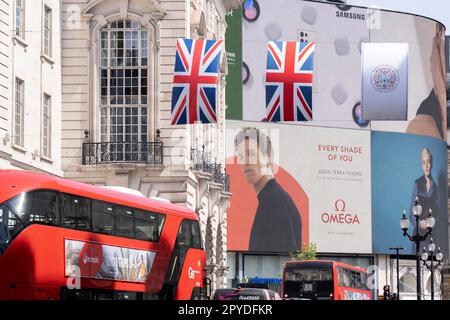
[283, 263, 334, 300]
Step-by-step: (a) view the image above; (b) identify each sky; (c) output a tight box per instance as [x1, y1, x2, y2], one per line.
[347, 0, 450, 33]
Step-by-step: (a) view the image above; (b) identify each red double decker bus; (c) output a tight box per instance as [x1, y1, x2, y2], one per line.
[282, 260, 372, 300]
[0, 170, 206, 300]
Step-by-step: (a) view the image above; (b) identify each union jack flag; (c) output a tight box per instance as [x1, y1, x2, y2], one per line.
[171, 39, 223, 125]
[265, 41, 315, 122]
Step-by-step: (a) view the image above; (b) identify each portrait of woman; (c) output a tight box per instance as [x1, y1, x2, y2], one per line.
[406, 24, 446, 140]
[409, 148, 441, 250]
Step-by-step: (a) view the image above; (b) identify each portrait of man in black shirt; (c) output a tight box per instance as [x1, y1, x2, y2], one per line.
[234, 127, 302, 253]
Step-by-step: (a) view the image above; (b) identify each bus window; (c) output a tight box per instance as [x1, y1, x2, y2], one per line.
[91, 200, 114, 235]
[148, 213, 159, 241]
[285, 268, 332, 282]
[338, 267, 351, 287]
[1, 189, 171, 245]
[135, 210, 157, 242]
[283, 262, 334, 300]
[4, 191, 59, 226]
[338, 267, 369, 291]
[175, 220, 202, 248]
[61, 288, 143, 300]
[350, 270, 362, 289]
[0, 208, 5, 248]
[94, 291, 115, 300]
[177, 220, 192, 247]
[115, 207, 135, 239]
[0, 191, 58, 252]
[62, 194, 90, 231]
[191, 221, 202, 249]
[360, 273, 369, 290]
[7, 210, 24, 239]
[157, 213, 166, 239]
[352, 270, 369, 291]
[114, 291, 140, 300]
[0, 206, 24, 253]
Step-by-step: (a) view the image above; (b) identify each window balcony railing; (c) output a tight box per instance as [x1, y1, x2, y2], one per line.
[190, 146, 230, 192]
[82, 130, 164, 165]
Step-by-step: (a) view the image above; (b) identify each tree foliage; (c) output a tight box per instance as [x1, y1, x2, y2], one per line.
[289, 243, 317, 261]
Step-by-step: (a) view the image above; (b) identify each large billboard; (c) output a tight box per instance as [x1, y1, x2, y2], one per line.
[225, 121, 449, 255]
[225, 121, 372, 254]
[371, 132, 448, 255]
[369, 9, 447, 141]
[225, 0, 446, 140]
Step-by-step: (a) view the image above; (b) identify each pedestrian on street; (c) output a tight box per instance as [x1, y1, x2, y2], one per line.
[383, 285, 391, 300]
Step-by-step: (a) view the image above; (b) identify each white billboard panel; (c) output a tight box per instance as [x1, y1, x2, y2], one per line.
[227, 1, 446, 140]
[241, 0, 369, 128]
[361, 43, 409, 120]
[225, 121, 372, 253]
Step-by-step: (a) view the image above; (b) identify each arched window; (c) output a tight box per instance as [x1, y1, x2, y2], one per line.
[99, 20, 148, 161]
[425, 273, 439, 294]
[399, 273, 416, 293]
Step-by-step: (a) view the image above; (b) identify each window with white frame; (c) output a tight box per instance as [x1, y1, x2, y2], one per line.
[15, 0, 25, 39]
[43, 6, 52, 57]
[42, 94, 51, 158]
[14, 78, 24, 147]
[99, 20, 149, 161]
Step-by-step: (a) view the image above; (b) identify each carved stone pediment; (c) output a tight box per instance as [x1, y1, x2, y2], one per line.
[83, 0, 166, 22]
[222, 0, 244, 11]
[190, 9, 206, 37]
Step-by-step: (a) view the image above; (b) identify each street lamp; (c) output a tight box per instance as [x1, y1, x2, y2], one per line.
[420, 238, 444, 300]
[400, 198, 434, 300]
[389, 247, 405, 300]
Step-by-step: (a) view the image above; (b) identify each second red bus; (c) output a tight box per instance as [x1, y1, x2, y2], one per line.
[282, 260, 372, 300]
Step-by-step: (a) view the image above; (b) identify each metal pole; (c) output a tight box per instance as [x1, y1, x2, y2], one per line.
[396, 250, 400, 300]
[389, 247, 405, 300]
[416, 247, 422, 300]
[415, 217, 421, 300]
[430, 251, 434, 300]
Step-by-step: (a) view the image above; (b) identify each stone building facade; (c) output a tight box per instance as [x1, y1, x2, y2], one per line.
[0, 0, 62, 175]
[60, 0, 240, 292]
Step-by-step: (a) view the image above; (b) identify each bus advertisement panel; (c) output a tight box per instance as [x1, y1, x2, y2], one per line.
[225, 120, 372, 254]
[65, 239, 157, 283]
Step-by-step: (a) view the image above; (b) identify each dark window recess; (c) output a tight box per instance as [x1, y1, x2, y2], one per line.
[135, 209, 157, 242]
[191, 287, 208, 300]
[0, 189, 169, 246]
[283, 262, 334, 300]
[0, 206, 24, 253]
[91, 200, 114, 235]
[62, 194, 91, 230]
[160, 219, 203, 300]
[61, 194, 165, 242]
[7, 190, 59, 225]
[60, 288, 148, 300]
[191, 220, 202, 249]
[115, 206, 135, 239]
[177, 220, 202, 249]
[337, 267, 369, 291]
[157, 214, 166, 238]
[0, 190, 58, 254]
[177, 220, 192, 247]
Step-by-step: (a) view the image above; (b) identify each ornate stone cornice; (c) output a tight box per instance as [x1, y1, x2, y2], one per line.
[221, 0, 244, 11]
